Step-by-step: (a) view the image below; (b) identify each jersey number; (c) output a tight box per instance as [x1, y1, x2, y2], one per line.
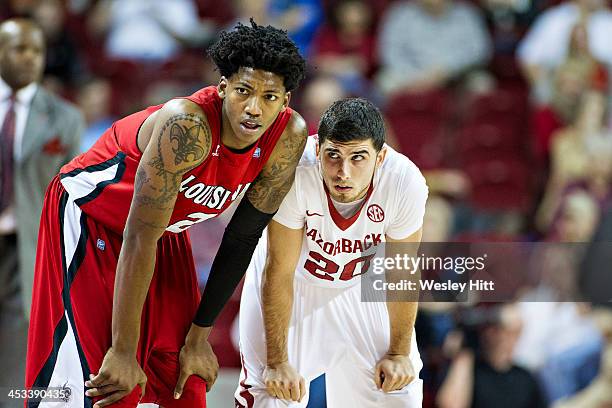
[166, 212, 217, 233]
[304, 251, 375, 281]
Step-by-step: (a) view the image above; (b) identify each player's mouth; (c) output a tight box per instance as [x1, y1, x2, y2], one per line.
[240, 119, 262, 133]
[334, 185, 352, 193]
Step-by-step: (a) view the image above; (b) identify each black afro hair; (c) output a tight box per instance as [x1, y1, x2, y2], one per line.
[207, 19, 306, 92]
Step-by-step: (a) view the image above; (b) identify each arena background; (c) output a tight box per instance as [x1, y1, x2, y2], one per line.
[1, 0, 612, 406]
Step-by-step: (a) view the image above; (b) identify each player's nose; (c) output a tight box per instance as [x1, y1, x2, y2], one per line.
[337, 160, 350, 180]
[245, 96, 262, 117]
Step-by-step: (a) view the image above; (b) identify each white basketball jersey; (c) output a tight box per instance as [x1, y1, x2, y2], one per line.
[273, 137, 429, 289]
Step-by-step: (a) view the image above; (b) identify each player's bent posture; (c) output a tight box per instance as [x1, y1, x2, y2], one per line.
[235, 98, 428, 408]
[26, 21, 307, 408]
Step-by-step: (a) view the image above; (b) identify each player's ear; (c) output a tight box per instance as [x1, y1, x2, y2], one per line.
[315, 139, 320, 157]
[376, 147, 387, 168]
[281, 91, 291, 112]
[217, 77, 228, 98]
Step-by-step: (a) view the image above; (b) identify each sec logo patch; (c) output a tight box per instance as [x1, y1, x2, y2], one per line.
[367, 204, 385, 222]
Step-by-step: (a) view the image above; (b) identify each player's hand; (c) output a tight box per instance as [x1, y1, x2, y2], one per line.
[375, 353, 416, 393]
[263, 361, 306, 402]
[85, 347, 147, 407]
[174, 339, 219, 397]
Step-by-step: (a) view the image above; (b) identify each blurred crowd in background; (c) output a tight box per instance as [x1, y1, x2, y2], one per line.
[2, 0, 612, 406]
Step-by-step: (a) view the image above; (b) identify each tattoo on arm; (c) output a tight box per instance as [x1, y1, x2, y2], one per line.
[247, 126, 307, 213]
[133, 113, 211, 214]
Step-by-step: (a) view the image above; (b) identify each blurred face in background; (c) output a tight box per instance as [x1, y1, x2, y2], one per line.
[481, 305, 523, 367]
[77, 79, 113, 124]
[303, 76, 346, 132]
[422, 195, 453, 242]
[335, 0, 372, 36]
[556, 191, 600, 242]
[33, 0, 65, 40]
[0, 20, 45, 90]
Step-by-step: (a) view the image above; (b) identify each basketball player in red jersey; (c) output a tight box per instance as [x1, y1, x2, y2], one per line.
[25, 21, 307, 408]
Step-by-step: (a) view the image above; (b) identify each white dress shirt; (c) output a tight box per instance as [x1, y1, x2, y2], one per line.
[517, 3, 612, 68]
[0, 77, 38, 234]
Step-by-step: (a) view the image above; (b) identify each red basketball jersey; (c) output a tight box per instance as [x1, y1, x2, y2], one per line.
[60, 86, 293, 234]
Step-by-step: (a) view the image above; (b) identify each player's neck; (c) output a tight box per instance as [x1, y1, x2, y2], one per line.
[330, 194, 367, 218]
[220, 110, 258, 150]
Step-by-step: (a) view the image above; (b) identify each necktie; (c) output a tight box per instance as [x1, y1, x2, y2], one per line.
[0, 94, 16, 212]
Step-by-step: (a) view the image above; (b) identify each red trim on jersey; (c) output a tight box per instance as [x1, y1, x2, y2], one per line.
[324, 182, 374, 231]
[239, 353, 255, 408]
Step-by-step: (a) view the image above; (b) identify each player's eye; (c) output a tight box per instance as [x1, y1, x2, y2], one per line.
[265, 94, 278, 101]
[352, 155, 365, 161]
[328, 152, 340, 159]
[236, 87, 248, 95]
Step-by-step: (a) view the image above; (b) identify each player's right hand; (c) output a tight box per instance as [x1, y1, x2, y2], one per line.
[264, 362, 306, 402]
[85, 347, 147, 408]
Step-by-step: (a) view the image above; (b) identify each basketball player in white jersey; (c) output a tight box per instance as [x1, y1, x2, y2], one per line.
[235, 98, 428, 407]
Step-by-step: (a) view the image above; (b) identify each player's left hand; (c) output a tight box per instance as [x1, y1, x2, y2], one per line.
[173, 338, 219, 398]
[374, 353, 416, 393]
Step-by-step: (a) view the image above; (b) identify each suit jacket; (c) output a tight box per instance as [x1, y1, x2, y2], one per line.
[14, 86, 84, 318]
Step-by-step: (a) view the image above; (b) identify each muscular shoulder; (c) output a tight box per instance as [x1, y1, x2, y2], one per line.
[155, 98, 210, 130]
[148, 98, 213, 173]
[282, 110, 308, 143]
[266, 110, 308, 162]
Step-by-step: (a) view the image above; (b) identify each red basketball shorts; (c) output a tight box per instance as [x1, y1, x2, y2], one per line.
[25, 176, 207, 407]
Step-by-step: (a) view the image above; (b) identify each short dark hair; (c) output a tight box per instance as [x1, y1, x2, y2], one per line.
[318, 98, 385, 151]
[207, 19, 306, 92]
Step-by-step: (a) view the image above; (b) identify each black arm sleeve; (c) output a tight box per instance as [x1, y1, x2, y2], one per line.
[193, 197, 275, 327]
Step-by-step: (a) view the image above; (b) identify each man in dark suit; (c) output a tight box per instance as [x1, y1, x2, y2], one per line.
[0, 18, 83, 402]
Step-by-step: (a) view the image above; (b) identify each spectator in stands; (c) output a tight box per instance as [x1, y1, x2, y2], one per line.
[530, 22, 608, 162]
[232, 0, 323, 57]
[525, 19, 608, 103]
[76, 77, 116, 151]
[301, 75, 347, 135]
[376, 0, 492, 96]
[33, 0, 88, 89]
[553, 190, 602, 242]
[514, 300, 603, 404]
[478, 0, 542, 55]
[269, 0, 323, 57]
[437, 304, 547, 408]
[554, 345, 612, 408]
[532, 60, 594, 161]
[422, 194, 455, 242]
[88, 0, 215, 63]
[536, 90, 612, 232]
[517, 190, 603, 403]
[311, 0, 377, 86]
[517, 0, 612, 98]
